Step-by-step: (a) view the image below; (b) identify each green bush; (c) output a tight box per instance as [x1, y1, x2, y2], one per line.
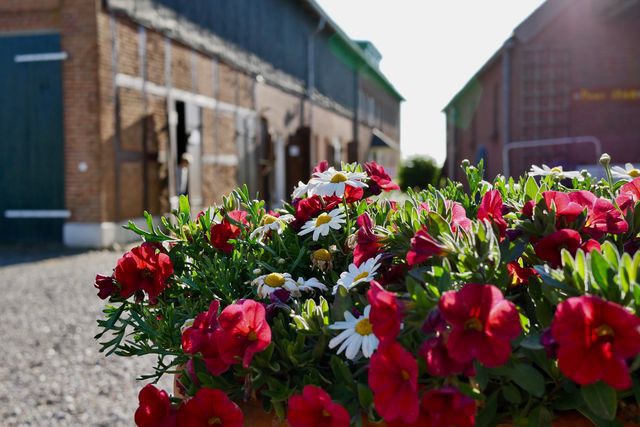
[397, 155, 440, 190]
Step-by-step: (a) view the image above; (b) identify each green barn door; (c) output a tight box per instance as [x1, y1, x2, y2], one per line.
[0, 34, 65, 242]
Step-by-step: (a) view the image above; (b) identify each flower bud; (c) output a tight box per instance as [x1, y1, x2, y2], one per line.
[311, 248, 333, 272]
[277, 258, 286, 265]
[461, 159, 470, 168]
[599, 153, 611, 168]
[252, 268, 262, 275]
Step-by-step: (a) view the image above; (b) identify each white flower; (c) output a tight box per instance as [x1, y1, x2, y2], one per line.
[611, 163, 640, 181]
[296, 277, 328, 293]
[329, 305, 379, 360]
[298, 208, 346, 241]
[529, 164, 582, 180]
[252, 272, 300, 298]
[333, 255, 382, 294]
[291, 181, 309, 199]
[307, 167, 368, 197]
[250, 214, 294, 240]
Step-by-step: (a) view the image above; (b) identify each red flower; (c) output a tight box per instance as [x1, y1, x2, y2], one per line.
[534, 229, 582, 268]
[616, 177, 640, 212]
[368, 342, 420, 424]
[293, 196, 324, 227]
[217, 299, 271, 368]
[581, 238, 601, 253]
[406, 228, 446, 267]
[114, 243, 174, 303]
[507, 262, 537, 286]
[521, 199, 536, 218]
[364, 161, 400, 195]
[313, 160, 330, 174]
[354, 213, 382, 266]
[181, 301, 230, 376]
[367, 281, 403, 346]
[439, 284, 521, 368]
[210, 210, 248, 253]
[287, 385, 350, 427]
[134, 384, 176, 427]
[387, 387, 476, 427]
[448, 200, 471, 232]
[177, 388, 243, 427]
[94, 274, 117, 299]
[542, 191, 584, 223]
[420, 336, 475, 377]
[477, 190, 507, 237]
[569, 190, 627, 238]
[551, 295, 640, 390]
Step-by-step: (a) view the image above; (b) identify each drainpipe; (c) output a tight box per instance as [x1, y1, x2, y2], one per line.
[306, 17, 326, 165]
[501, 38, 514, 177]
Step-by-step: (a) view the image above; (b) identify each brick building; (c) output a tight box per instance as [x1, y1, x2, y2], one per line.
[0, 0, 402, 246]
[444, 0, 640, 181]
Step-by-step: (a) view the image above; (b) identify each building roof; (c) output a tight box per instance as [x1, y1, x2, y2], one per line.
[303, 0, 404, 101]
[442, 0, 577, 111]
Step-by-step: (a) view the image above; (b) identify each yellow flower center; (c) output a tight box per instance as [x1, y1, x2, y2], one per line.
[315, 213, 332, 227]
[400, 369, 410, 381]
[595, 324, 614, 338]
[354, 271, 369, 282]
[330, 172, 348, 183]
[550, 166, 563, 173]
[355, 318, 373, 336]
[322, 409, 331, 417]
[312, 248, 332, 262]
[264, 273, 285, 287]
[261, 214, 278, 225]
[629, 169, 640, 178]
[208, 417, 221, 425]
[464, 317, 483, 331]
[247, 330, 258, 341]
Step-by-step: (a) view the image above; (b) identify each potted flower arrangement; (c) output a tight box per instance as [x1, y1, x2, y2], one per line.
[95, 157, 640, 426]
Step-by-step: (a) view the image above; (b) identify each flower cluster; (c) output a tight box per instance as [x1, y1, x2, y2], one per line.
[95, 159, 640, 426]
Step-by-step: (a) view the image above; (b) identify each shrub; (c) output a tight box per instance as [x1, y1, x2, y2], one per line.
[397, 155, 440, 190]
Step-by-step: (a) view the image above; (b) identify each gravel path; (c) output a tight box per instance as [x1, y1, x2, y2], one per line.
[0, 248, 171, 426]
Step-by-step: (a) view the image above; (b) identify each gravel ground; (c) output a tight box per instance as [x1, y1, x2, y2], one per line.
[0, 247, 171, 426]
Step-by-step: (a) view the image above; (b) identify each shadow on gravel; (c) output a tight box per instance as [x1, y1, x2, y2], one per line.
[0, 243, 91, 267]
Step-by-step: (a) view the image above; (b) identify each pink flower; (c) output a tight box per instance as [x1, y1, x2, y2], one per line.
[367, 281, 402, 346]
[365, 161, 400, 195]
[439, 284, 521, 367]
[477, 190, 507, 237]
[448, 201, 471, 232]
[569, 190, 627, 238]
[287, 385, 350, 427]
[181, 300, 230, 376]
[354, 213, 382, 266]
[616, 177, 640, 212]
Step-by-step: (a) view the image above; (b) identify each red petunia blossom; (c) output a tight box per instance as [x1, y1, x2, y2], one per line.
[287, 385, 350, 427]
[364, 161, 400, 195]
[293, 195, 324, 227]
[367, 281, 403, 346]
[313, 160, 330, 174]
[406, 228, 446, 267]
[616, 177, 640, 212]
[210, 210, 248, 253]
[94, 274, 117, 299]
[568, 190, 628, 238]
[177, 388, 243, 427]
[507, 262, 538, 286]
[447, 200, 472, 232]
[368, 342, 420, 424]
[477, 190, 508, 237]
[521, 199, 536, 218]
[387, 387, 476, 427]
[439, 284, 521, 368]
[354, 213, 382, 266]
[420, 336, 475, 377]
[134, 384, 176, 427]
[542, 191, 584, 224]
[551, 295, 640, 390]
[534, 229, 582, 268]
[581, 238, 601, 253]
[181, 300, 230, 376]
[114, 242, 174, 303]
[217, 299, 271, 368]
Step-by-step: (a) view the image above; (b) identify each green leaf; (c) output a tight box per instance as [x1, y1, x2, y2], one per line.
[511, 363, 546, 397]
[528, 406, 552, 427]
[524, 176, 539, 201]
[357, 383, 373, 408]
[179, 195, 191, 216]
[580, 381, 617, 421]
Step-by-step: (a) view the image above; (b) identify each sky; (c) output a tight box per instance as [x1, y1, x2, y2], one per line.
[316, 0, 546, 165]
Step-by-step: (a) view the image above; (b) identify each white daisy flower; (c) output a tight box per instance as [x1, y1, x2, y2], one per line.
[611, 163, 640, 181]
[296, 277, 328, 293]
[298, 208, 346, 241]
[329, 305, 379, 360]
[307, 167, 368, 197]
[250, 213, 294, 240]
[529, 164, 582, 180]
[291, 181, 309, 199]
[252, 272, 300, 298]
[333, 255, 382, 294]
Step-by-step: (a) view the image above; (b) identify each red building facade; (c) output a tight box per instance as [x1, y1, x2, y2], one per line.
[444, 0, 640, 181]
